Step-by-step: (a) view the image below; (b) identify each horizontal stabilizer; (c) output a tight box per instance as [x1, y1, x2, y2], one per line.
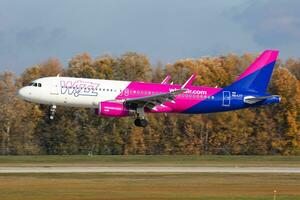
[244, 95, 280, 104]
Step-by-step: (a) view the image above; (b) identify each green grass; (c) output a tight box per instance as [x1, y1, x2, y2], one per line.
[0, 155, 300, 167]
[0, 156, 299, 199]
[0, 173, 299, 200]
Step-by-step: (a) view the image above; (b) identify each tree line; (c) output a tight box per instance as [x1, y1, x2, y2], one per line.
[0, 52, 299, 155]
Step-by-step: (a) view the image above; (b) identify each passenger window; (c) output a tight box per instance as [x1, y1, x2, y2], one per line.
[38, 83, 42, 87]
[33, 83, 38, 87]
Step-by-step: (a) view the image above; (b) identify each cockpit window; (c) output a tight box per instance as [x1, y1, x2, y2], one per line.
[28, 82, 42, 87]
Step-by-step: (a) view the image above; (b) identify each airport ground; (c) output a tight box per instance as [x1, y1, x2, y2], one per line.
[1, 155, 300, 167]
[0, 155, 299, 200]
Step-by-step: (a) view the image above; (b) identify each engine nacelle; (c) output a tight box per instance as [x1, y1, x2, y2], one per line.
[95, 102, 132, 117]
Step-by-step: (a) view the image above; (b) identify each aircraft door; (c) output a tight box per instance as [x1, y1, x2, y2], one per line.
[124, 88, 129, 97]
[50, 79, 59, 95]
[222, 91, 231, 107]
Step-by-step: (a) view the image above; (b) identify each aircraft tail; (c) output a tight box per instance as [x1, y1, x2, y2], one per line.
[227, 50, 279, 93]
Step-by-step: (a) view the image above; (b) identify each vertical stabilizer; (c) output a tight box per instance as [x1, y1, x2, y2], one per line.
[227, 50, 279, 93]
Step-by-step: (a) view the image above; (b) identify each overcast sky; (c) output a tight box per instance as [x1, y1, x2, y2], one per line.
[0, 0, 299, 73]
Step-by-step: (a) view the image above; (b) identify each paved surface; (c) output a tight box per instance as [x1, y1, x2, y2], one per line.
[0, 167, 299, 173]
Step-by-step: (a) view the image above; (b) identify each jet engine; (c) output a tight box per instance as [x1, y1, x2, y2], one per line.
[95, 102, 134, 117]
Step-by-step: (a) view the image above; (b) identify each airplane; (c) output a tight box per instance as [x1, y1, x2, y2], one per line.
[18, 50, 281, 127]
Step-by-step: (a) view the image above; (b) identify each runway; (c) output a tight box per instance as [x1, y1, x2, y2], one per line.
[0, 167, 299, 173]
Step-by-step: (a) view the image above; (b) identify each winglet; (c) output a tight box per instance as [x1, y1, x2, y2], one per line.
[161, 75, 171, 84]
[181, 74, 196, 89]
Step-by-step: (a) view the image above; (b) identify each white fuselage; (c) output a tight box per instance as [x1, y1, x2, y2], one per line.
[18, 77, 131, 108]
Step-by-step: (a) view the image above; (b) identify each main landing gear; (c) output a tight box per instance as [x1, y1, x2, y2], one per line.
[134, 118, 148, 127]
[134, 107, 148, 127]
[48, 105, 56, 120]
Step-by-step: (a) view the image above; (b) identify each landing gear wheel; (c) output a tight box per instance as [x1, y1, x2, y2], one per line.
[140, 119, 148, 127]
[134, 118, 148, 127]
[48, 105, 57, 120]
[134, 106, 148, 127]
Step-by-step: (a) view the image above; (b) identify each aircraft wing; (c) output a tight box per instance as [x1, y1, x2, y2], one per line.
[123, 89, 186, 109]
[244, 95, 277, 104]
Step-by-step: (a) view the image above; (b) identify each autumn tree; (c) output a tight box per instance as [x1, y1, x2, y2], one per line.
[113, 52, 152, 81]
[269, 68, 300, 155]
[285, 58, 300, 80]
[0, 72, 42, 155]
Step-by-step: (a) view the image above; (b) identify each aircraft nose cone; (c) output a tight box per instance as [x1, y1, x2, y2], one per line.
[18, 87, 30, 100]
[18, 87, 25, 98]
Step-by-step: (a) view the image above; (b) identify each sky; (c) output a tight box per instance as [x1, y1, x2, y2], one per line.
[0, 0, 299, 74]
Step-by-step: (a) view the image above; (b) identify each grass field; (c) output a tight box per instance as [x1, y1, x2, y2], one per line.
[0, 173, 299, 200]
[0, 155, 299, 200]
[0, 155, 300, 167]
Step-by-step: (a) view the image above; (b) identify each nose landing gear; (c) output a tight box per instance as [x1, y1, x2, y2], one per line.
[48, 105, 56, 120]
